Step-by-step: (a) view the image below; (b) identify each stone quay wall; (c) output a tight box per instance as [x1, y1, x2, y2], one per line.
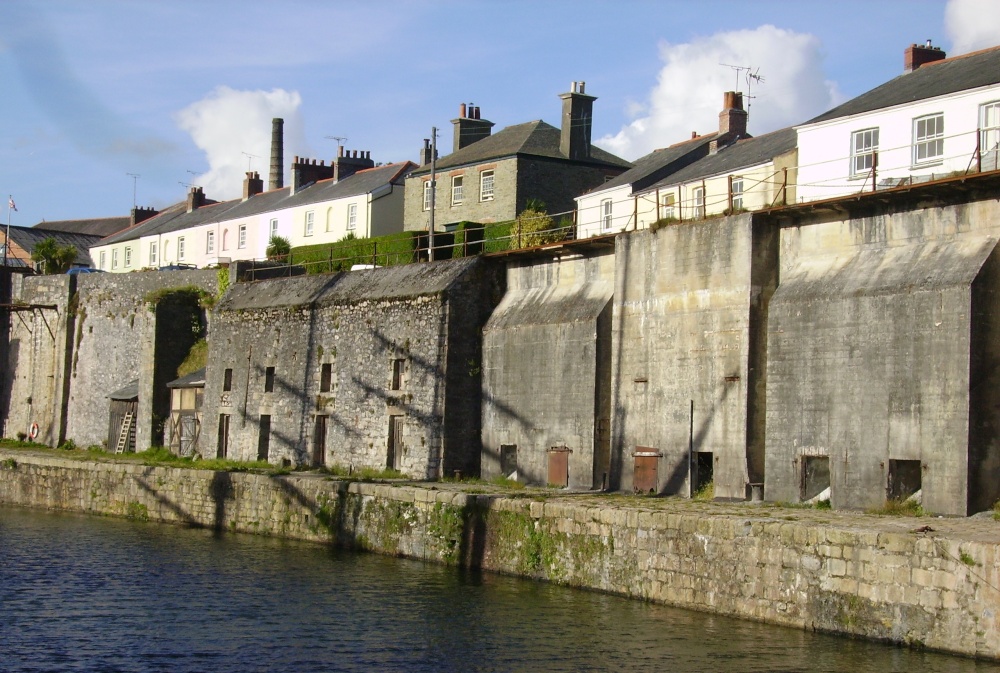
[1, 449, 998, 661]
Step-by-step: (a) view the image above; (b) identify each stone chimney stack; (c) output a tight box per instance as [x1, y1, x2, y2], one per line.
[419, 138, 437, 166]
[451, 103, 495, 153]
[904, 40, 946, 72]
[186, 186, 205, 213]
[710, 91, 749, 154]
[129, 206, 157, 227]
[243, 171, 263, 201]
[269, 118, 284, 190]
[290, 156, 335, 195]
[333, 146, 376, 182]
[559, 81, 596, 160]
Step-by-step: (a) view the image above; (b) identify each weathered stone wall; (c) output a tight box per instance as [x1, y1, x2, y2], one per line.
[515, 156, 624, 222]
[1, 270, 217, 451]
[405, 157, 520, 231]
[610, 215, 773, 499]
[1, 450, 998, 661]
[482, 252, 613, 487]
[66, 271, 217, 450]
[766, 200, 1000, 516]
[3, 274, 73, 446]
[202, 258, 498, 477]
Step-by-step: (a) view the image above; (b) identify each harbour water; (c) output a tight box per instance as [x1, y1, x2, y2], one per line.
[0, 506, 996, 673]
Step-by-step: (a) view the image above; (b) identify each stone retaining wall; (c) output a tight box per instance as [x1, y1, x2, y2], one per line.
[0, 450, 997, 660]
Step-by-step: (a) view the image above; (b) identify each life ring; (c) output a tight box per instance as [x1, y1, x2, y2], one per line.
[28, 423, 38, 440]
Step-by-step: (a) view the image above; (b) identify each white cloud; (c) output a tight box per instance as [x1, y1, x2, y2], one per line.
[945, 0, 1000, 55]
[598, 25, 840, 160]
[176, 87, 305, 200]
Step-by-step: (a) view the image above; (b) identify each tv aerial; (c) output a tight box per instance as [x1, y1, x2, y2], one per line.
[720, 63, 765, 122]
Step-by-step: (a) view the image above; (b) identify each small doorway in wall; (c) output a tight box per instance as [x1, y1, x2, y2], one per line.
[500, 444, 518, 481]
[801, 456, 830, 502]
[217, 414, 230, 459]
[257, 415, 271, 462]
[694, 451, 714, 497]
[387, 415, 404, 471]
[312, 415, 327, 468]
[888, 459, 922, 501]
[633, 448, 659, 494]
[547, 446, 571, 488]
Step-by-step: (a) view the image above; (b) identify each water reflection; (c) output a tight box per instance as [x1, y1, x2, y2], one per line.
[0, 507, 995, 673]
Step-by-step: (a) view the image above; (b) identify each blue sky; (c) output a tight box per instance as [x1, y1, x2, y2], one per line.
[1, 0, 998, 227]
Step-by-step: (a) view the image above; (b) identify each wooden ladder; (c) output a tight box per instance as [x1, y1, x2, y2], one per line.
[115, 412, 134, 454]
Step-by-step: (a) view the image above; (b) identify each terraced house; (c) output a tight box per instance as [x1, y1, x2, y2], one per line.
[90, 153, 415, 272]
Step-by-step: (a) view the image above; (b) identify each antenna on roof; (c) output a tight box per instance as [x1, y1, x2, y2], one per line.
[719, 63, 765, 124]
[241, 152, 261, 171]
[126, 173, 140, 209]
[178, 181, 200, 190]
[324, 136, 348, 152]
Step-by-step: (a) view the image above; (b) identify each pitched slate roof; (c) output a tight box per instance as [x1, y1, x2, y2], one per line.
[584, 134, 717, 196]
[642, 127, 797, 193]
[410, 120, 631, 175]
[805, 45, 1000, 125]
[32, 216, 130, 237]
[4, 226, 106, 267]
[99, 162, 415, 245]
[167, 368, 206, 388]
[108, 379, 139, 400]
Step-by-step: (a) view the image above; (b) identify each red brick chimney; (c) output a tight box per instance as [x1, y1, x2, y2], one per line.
[905, 40, 946, 73]
[710, 91, 748, 154]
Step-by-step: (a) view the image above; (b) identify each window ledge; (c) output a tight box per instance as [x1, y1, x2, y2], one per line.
[911, 159, 944, 170]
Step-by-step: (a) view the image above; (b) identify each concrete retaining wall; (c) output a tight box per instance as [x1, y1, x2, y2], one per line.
[1, 449, 997, 660]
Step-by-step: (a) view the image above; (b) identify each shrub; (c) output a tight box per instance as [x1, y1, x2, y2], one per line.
[266, 235, 291, 260]
[510, 207, 559, 248]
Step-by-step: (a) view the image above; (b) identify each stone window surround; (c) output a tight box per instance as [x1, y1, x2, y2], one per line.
[480, 169, 495, 201]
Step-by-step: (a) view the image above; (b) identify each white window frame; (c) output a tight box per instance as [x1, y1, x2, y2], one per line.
[347, 203, 357, 230]
[178, 236, 186, 261]
[149, 242, 157, 267]
[206, 230, 215, 255]
[112, 248, 119, 269]
[659, 193, 675, 220]
[238, 224, 247, 249]
[480, 170, 495, 201]
[99, 251, 106, 270]
[451, 175, 464, 206]
[912, 113, 944, 165]
[850, 127, 879, 177]
[305, 211, 314, 236]
[600, 199, 612, 231]
[423, 181, 433, 211]
[124, 246, 132, 268]
[270, 218, 279, 240]
[980, 101, 1000, 158]
[692, 186, 705, 218]
[731, 177, 744, 211]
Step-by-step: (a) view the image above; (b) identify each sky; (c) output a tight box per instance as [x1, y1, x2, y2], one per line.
[1, 0, 999, 228]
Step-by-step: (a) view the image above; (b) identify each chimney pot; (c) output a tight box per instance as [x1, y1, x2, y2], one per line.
[460, 103, 467, 118]
[692, 131, 698, 139]
[560, 82, 597, 160]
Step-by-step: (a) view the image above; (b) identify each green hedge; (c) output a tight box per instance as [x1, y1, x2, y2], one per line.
[483, 221, 514, 253]
[291, 232, 420, 274]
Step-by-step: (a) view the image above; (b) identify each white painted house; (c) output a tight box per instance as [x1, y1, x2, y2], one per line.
[91, 159, 415, 273]
[795, 42, 1000, 204]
